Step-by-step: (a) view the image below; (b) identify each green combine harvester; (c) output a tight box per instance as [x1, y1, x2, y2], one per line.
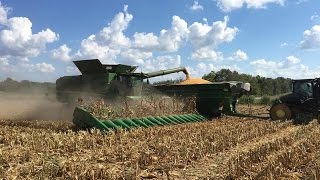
[56, 59, 251, 131]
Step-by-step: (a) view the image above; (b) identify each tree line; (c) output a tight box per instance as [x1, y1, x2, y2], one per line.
[202, 69, 292, 96]
[0, 77, 55, 93]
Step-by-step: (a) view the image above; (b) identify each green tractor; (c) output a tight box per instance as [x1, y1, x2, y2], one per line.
[270, 78, 320, 121]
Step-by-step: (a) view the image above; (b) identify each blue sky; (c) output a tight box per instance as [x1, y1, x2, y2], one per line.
[0, 0, 320, 82]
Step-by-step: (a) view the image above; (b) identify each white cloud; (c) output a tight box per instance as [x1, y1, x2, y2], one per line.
[120, 49, 152, 65]
[191, 47, 223, 61]
[132, 16, 189, 53]
[190, 1, 204, 11]
[0, 2, 59, 78]
[141, 55, 181, 73]
[157, 16, 189, 52]
[99, 5, 132, 48]
[0, 2, 10, 24]
[58, 5, 239, 82]
[250, 56, 320, 78]
[75, 35, 119, 64]
[0, 57, 9, 66]
[296, 0, 308, 4]
[0, 3, 58, 63]
[66, 66, 80, 74]
[232, 49, 248, 60]
[286, 55, 300, 65]
[75, 5, 132, 64]
[311, 13, 320, 23]
[51, 44, 72, 62]
[217, 0, 244, 12]
[250, 59, 283, 69]
[196, 63, 216, 74]
[35, 62, 55, 72]
[0, 3, 242, 82]
[202, 18, 208, 24]
[0, 56, 12, 73]
[73, 5, 188, 66]
[217, 0, 285, 12]
[20, 62, 55, 73]
[189, 16, 238, 60]
[189, 17, 237, 49]
[188, 22, 212, 48]
[187, 62, 240, 78]
[299, 25, 320, 50]
[133, 32, 159, 50]
[0, 66, 12, 73]
[0, 17, 58, 59]
[280, 42, 288, 47]
[191, 63, 215, 77]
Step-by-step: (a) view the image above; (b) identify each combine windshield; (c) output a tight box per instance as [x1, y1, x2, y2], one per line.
[293, 81, 313, 98]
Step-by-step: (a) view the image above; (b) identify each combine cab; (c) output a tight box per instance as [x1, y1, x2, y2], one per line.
[56, 59, 251, 131]
[270, 78, 320, 121]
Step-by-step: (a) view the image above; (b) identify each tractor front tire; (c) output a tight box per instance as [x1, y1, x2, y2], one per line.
[270, 103, 292, 121]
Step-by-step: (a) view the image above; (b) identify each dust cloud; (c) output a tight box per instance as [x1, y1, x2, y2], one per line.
[0, 91, 74, 121]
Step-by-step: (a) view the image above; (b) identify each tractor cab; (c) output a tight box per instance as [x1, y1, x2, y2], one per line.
[292, 80, 313, 98]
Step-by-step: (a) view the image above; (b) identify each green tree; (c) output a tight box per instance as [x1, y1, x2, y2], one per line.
[202, 70, 292, 96]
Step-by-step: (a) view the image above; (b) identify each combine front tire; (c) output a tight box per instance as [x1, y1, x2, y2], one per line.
[270, 103, 292, 120]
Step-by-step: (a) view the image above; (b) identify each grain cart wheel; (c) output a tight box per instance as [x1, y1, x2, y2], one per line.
[270, 103, 292, 120]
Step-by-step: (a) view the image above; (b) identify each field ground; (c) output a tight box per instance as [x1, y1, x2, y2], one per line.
[0, 92, 320, 179]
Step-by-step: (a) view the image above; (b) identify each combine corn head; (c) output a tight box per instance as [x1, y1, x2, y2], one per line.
[56, 59, 251, 131]
[73, 107, 207, 131]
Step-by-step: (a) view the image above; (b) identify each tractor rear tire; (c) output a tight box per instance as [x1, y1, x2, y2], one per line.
[270, 103, 292, 121]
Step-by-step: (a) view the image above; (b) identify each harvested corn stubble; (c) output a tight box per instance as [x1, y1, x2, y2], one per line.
[0, 104, 319, 179]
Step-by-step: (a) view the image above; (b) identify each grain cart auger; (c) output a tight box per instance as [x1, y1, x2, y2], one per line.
[270, 78, 320, 122]
[56, 59, 251, 131]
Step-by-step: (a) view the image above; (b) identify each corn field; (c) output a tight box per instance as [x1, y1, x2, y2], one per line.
[1, 93, 320, 179]
[0, 108, 320, 179]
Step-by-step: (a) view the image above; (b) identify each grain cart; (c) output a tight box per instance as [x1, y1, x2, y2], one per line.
[154, 81, 250, 117]
[57, 59, 251, 131]
[270, 78, 320, 121]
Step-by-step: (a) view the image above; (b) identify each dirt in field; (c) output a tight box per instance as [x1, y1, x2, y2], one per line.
[0, 91, 74, 121]
[237, 104, 271, 117]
